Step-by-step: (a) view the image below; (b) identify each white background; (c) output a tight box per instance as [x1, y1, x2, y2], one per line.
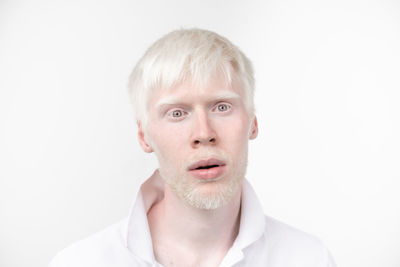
[1, 0, 399, 266]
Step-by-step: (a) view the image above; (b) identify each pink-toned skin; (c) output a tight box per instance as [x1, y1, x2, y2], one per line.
[138, 78, 258, 267]
[139, 78, 258, 192]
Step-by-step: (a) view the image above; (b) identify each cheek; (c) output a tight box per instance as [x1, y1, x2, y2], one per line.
[218, 125, 250, 156]
[223, 115, 251, 139]
[150, 124, 188, 159]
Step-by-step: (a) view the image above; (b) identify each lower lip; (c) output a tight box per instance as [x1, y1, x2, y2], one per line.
[189, 165, 226, 180]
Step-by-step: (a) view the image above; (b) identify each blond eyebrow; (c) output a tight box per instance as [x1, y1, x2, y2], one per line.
[155, 91, 241, 108]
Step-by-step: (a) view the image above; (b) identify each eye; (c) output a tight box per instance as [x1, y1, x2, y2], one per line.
[214, 103, 231, 112]
[167, 108, 187, 120]
[172, 110, 183, 117]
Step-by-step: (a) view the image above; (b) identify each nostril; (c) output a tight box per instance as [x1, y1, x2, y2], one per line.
[193, 138, 216, 146]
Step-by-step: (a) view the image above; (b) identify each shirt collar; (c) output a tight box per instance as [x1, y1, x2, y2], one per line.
[233, 179, 266, 250]
[125, 170, 266, 264]
[125, 170, 164, 264]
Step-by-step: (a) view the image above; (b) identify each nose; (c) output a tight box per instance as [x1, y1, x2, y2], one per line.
[191, 111, 217, 148]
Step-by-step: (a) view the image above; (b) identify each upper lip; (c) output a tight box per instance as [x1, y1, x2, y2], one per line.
[188, 158, 226, 171]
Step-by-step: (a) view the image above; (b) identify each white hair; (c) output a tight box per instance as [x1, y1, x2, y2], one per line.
[128, 28, 255, 128]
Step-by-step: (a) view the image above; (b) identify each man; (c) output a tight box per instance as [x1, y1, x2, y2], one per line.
[50, 28, 336, 267]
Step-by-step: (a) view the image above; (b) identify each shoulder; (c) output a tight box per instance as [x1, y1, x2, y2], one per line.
[49, 219, 136, 267]
[260, 216, 336, 266]
[264, 215, 321, 246]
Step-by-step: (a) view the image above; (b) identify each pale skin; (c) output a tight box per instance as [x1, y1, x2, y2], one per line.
[138, 77, 258, 267]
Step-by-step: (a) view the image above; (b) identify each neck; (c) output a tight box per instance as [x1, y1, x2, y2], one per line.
[147, 181, 242, 265]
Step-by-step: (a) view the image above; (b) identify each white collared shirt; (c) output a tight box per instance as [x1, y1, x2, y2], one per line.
[50, 170, 336, 267]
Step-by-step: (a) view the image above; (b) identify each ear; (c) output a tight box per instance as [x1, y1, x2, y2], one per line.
[249, 116, 258, 140]
[137, 121, 153, 153]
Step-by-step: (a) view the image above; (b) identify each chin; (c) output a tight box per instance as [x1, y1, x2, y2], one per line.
[160, 165, 246, 210]
[180, 174, 243, 210]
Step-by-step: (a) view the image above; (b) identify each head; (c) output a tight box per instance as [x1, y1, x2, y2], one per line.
[128, 28, 258, 209]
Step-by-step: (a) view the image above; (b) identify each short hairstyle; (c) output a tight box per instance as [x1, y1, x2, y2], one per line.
[128, 28, 255, 128]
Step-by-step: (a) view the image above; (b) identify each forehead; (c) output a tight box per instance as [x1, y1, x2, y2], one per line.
[149, 77, 245, 107]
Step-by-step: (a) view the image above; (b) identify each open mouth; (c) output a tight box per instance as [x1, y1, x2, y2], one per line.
[188, 159, 226, 171]
[195, 164, 220, 170]
[188, 159, 226, 180]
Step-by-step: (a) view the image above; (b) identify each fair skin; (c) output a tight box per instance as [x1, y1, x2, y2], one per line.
[138, 76, 258, 267]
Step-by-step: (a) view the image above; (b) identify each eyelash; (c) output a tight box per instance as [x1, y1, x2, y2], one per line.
[166, 103, 232, 121]
[213, 103, 232, 113]
[167, 108, 187, 120]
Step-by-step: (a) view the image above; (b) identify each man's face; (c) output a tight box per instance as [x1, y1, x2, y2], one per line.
[139, 77, 258, 209]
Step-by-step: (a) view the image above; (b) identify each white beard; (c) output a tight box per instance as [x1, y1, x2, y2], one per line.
[158, 149, 248, 210]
